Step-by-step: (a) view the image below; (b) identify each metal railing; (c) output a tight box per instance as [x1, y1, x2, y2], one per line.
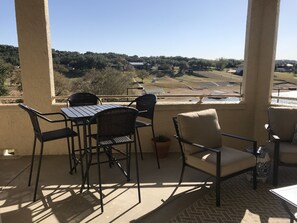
[0, 93, 244, 104]
[54, 93, 242, 104]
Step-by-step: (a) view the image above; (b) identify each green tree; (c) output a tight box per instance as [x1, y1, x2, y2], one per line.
[136, 70, 150, 81]
[9, 67, 22, 91]
[71, 67, 133, 95]
[0, 59, 9, 96]
[215, 58, 228, 71]
[54, 71, 70, 96]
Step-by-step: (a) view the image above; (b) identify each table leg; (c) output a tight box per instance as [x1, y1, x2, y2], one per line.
[80, 120, 90, 192]
[281, 200, 297, 223]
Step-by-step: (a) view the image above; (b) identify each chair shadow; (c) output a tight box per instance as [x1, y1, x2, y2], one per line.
[1, 187, 99, 223]
[132, 166, 297, 223]
[131, 182, 212, 223]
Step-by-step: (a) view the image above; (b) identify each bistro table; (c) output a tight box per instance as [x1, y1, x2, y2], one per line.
[270, 184, 297, 223]
[61, 104, 122, 187]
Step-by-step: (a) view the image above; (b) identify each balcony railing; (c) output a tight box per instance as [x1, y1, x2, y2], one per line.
[2, 93, 297, 105]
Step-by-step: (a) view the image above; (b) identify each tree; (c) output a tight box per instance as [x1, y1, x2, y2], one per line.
[9, 67, 22, 91]
[215, 58, 228, 70]
[71, 67, 133, 95]
[54, 71, 70, 96]
[136, 70, 150, 81]
[0, 59, 9, 96]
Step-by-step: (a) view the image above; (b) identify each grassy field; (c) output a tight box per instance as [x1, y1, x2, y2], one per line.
[5, 70, 297, 99]
[138, 70, 297, 95]
[139, 70, 242, 95]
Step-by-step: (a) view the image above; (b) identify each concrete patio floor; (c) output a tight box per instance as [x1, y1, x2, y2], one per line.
[1, 152, 296, 223]
[0, 153, 212, 223]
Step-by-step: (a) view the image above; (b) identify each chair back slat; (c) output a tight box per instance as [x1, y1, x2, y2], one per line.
[92, 107, 138, 138]
[67, 92, 100, 107]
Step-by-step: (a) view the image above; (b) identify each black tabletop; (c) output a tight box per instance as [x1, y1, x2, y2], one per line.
[61, 104, 121, 120]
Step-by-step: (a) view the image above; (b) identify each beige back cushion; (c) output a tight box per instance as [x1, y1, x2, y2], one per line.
[269, 107, 297, 141]
[177, 109, 222, 154]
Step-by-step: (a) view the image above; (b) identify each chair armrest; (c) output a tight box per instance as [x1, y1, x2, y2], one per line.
[222, 133, 257, 155]
[174, 135, 220, 153]
[271, 134, 280, 141]
[222, 133, 256, 143]
[264, 124, 280, 142]
[37, 112, 69, 125]
[264, 124, 270, 131]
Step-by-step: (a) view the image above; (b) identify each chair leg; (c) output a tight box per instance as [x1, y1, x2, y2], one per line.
[134, 140, 141, 203]
[28, 136, 37, 187]
[253, 166, 257, 190]
[273, 141, 280, 186]
[178, 164, 185, 185]
[126, 143, 131, 180]
[76, 125, 85, 181]
[151, 126, 160, 169]
[80, 147, 93, 193]
[96, 146, 104, 213]
[103, 146, 113, 168]
[33, 141, 44, 202]
[273, 160, 279, 186]
[136, 128, 143, 160]
[216, 175, 220, 207]
[67, 136, 73, 174]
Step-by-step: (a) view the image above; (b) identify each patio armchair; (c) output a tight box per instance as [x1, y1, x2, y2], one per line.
[128, 94, 160, 168]
[18, 103, 77, 202]
[265, 106, 297, 186]
[173, 109, 257, 207]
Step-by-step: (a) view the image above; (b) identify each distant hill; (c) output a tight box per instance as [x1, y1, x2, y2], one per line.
[1, 44, 295, 73]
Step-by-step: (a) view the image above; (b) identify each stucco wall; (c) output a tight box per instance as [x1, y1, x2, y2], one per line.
[0, 102, 261, 156]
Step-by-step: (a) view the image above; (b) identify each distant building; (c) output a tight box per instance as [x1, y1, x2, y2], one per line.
[129, 62, 151, 70]
[275, 63, 294, 72]
[235, 65, 244, 76]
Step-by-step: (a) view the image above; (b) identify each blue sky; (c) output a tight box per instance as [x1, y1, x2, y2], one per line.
[1, 0, 296, 60]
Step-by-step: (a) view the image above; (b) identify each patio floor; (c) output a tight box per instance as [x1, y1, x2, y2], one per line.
[0, 153, 296, 223]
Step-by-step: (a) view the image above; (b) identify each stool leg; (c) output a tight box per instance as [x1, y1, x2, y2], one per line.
[151, 126, 160, 169]
[136, 128, 143, 160]
[96, 146, 104, 213]
[33, 141, 44, 202]
[28, 136, 37, 187]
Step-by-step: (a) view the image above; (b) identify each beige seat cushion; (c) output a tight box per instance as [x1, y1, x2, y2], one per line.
[266, 142, 297, 164]
[269, 107, 297, 141]
[185, 146, 256, 177]
[177, 109, 222, 155]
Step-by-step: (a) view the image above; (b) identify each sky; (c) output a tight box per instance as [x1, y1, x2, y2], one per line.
[0, 0, 296, 60]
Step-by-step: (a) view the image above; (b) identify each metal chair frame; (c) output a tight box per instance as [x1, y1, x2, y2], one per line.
[81, 107, 141, 213]
[265, 123, 297, 186]
[128, 94, 160, 169]
[19, 103, 77, 201]
[173, 117, 257, 207]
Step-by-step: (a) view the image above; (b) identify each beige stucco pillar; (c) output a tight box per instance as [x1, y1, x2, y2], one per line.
[15, 0, 54, 110]
[243, 0, 280, 144]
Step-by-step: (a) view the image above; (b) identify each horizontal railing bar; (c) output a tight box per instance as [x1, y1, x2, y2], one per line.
[271, 96, 297, 101]
[53, 94, 242, 100]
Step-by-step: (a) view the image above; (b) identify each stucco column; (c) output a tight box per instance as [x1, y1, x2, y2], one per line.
[243, 0, 280, 144]
[15, 0, 54, 110]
